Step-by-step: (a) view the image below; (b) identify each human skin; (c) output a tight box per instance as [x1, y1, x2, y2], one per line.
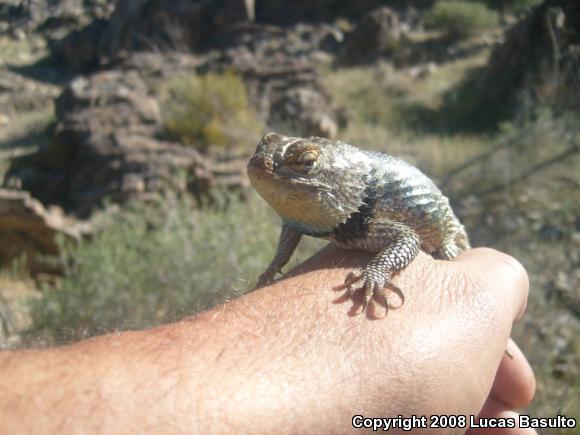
[0, 246, 535, 434]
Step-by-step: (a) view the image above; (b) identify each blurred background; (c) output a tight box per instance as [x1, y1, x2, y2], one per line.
[0, 0, 577, 422]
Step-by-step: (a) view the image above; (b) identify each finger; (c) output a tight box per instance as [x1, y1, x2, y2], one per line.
[490, 339, 536, 409]
[468, 396, 538, 435]
[453, 248, 529, 322]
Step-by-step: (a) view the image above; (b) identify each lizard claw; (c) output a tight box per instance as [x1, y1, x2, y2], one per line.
[362, 283, 374, 312]
[342, 268, 389, 314]
[256, 268, 280, 287]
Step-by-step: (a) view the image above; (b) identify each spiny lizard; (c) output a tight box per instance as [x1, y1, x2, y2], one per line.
[247, 132, 470, 312]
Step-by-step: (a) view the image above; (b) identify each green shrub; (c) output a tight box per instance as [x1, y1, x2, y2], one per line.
[27, 193, 323, 344]
[426, 1, 499, 39]
[161, 72, 264, 151]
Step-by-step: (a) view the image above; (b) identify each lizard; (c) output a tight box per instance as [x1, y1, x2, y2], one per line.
[247, 132, 471, 312]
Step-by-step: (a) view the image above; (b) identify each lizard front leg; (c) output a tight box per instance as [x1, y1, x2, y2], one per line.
[342, 220, 420, 312]
[257, 224, 302, 286]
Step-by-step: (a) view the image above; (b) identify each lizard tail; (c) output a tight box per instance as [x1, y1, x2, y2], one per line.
[433, 223, 471, 260]
[454, 225, 471, 251]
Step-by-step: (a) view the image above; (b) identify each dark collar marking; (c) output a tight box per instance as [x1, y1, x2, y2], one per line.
[333, 172, 378, 242]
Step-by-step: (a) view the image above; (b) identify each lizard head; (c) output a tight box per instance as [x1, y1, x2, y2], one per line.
[247, 132, 370, 233]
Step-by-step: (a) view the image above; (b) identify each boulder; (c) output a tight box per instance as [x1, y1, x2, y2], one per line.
[342, 7, 403, 65]
[54, 69, 162, 139]
[98, 0, 208, 63]
[4, 66, 249, 215]
[0, 69, 60, 116]
[97, 0, 254, 63]
[0, 188, 79, 274]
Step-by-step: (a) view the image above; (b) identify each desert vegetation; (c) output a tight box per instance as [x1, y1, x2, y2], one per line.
[425, 1, 499, 39]
[161, 72, 264, 151]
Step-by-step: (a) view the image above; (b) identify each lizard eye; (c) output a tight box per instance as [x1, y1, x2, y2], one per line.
[289, 150, 319, 173]
[299, 151, 317, 164]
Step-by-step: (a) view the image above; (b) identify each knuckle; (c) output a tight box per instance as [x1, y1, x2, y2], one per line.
[472, 247, 528, 283]
[498, 253, 529, 287]
[454, 247, 530, 323]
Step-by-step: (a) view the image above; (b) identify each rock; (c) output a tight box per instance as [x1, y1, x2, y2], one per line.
[318, 27, 345, 53]
[206, 23, 347, 138]
[0, 188, 79, 274]
[96, 0, 255, 65]
[342, 7, 403, 65]
[255, 0, 388, 25]
[0, 69, 60, 116]
[54, 70, 161, 136]
[50, 0, 256, 69]
[408, 62, 438, 79]
[53, 0, 403, 69]
[270, 87, 340, 138]
[213, 0, 256, 28]
[4, 66, 249, 214]
[98, 0, 207, 63]
[118, 51, 203, 80]
[0, 0, 115, 39]
[51, 18, 109, 71]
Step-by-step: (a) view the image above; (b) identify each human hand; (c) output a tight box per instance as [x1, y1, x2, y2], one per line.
[0, 246, 534, 434]
[278, 245, 535, 433]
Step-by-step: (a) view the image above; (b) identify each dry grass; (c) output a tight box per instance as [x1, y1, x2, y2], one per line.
[0, 272, 38, 349]
[321, 55, 492, 176]
[25, 193, 324, 345]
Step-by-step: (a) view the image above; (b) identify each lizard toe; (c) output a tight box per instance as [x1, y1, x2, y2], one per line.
[374, 287, 389, 315]
[362, 281, 374, 311]
[344, 270, 362, 286]
[342, 268, 391, 314]
[342, 270, 363, 296]
[344, 284, 356, 297]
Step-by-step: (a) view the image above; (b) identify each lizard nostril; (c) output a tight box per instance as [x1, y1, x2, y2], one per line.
[249, 155, 274, 172]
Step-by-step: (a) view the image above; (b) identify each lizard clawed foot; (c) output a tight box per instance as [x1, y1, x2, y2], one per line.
[342, 268, 390, 314]
[256, 268, 281, 287]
